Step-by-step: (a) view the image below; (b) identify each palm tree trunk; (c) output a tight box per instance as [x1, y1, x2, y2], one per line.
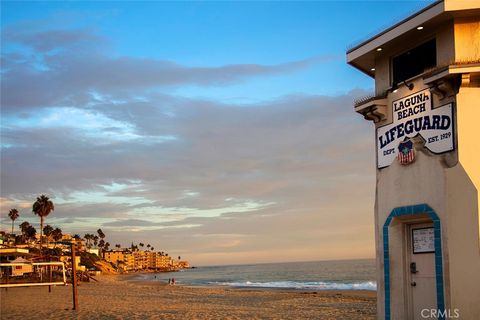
[40, 217, 44, 254]
[11, 220, 14, 234]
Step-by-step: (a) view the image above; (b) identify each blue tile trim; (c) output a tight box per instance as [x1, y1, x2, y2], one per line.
[383, 204, 445, 320]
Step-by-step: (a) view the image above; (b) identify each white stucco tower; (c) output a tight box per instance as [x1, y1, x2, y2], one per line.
[347, 1, 480, 319]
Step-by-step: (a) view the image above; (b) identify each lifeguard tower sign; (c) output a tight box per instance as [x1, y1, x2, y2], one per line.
[377, 89, 454, 168]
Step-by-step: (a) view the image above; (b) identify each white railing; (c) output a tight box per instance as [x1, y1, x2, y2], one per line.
[0, 261, 67, 288]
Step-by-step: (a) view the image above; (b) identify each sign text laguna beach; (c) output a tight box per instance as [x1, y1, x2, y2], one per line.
[377, 89, 454, 168]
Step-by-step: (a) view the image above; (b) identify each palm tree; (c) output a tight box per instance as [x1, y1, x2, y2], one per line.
[25, 225, 37, 242]
[104, 242, 110, 251]
[93, 235, 99, 247]
[97, 229, 106, 251]
[52, 227, 63, 248]
[32, 195, 54, 252]
[84, 234, 93, 248]
[8, 209, 19, 234]
[178, 256, 181, 261]
[115, 244, 121, 249]
[19, 221, 30, 231]
[130, 243, 138, 251]
[139, 243, 144, 248]
[43, 225, 54, 247]
[19, 221, 31, 243]
[97, 228, 105, 240]
[72, 234, 81, 245]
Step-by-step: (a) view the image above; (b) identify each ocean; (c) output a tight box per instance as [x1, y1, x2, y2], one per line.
[130, 259, 377, 291]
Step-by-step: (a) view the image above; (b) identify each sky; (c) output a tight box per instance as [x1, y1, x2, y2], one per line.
[1, 0, 435, 266]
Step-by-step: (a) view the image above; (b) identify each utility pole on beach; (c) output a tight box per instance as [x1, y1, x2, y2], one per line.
[71, 240, 79, 310]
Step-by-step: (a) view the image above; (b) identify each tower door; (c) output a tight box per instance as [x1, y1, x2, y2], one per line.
[407, 223, 436, 319]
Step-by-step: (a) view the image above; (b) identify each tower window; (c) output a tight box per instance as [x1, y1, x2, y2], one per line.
[392, 39, 436, 84]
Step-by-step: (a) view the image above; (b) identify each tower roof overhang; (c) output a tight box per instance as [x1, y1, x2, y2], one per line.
[346, 0, 480, 77]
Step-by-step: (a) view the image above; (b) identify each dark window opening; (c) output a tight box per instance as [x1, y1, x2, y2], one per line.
[392, 39, 436, 84]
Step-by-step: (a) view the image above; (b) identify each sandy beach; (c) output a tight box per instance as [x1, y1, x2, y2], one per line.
[0, 275, 376, 319]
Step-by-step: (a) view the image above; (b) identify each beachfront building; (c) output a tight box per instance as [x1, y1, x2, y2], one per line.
[87, 248, 100, 256]
[133, 250, 148, 270]
[0, 248, 31, 262]
[124, 252, 135, 270]
[8, 257, 33, 276]
[103, 249, 175, 271]
[0, 233, 14, 247]
[347, 1, 480, 319]
[59, 255, 82, 270]
[103, 249, 134, 272]
[149, 252, 174, 270]
[103, 249, 124, 264]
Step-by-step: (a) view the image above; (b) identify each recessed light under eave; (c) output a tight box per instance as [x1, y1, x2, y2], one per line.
[371, 68, 376, 71]
[417, 26, 424, 30]
[376, 47, 383, 52]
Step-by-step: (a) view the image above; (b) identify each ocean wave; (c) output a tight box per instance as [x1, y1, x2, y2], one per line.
[209, 280, 377, 291]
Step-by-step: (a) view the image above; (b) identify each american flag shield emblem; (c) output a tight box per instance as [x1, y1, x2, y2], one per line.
[397, 140, 415, 165]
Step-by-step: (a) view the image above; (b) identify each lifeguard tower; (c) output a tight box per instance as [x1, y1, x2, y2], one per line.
[347, 1, 480, 319]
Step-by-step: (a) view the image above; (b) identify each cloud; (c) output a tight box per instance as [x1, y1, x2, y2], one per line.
[103, 219, 157, 227]
[1, 91, 375, 266]
[1, 27, 328, 112]
[3, 28, 107, 52]
[2, 91, 372, 201]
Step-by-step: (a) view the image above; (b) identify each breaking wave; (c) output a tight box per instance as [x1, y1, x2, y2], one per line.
[209, 280, 377, 291]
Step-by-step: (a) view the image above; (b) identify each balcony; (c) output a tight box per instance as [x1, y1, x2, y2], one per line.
[354, 94, 388, 123]
[423, 60, 480, 99]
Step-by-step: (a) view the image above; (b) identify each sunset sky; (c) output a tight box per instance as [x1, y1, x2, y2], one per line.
[1, 1, 434, 266]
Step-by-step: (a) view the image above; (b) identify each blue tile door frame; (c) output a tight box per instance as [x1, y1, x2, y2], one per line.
[383, 204, 445, 320]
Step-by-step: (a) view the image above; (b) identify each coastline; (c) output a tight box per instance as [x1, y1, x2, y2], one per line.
[1, 275, 376, 319]
[126, 276, 376, 298]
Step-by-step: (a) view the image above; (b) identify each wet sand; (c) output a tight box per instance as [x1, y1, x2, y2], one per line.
[0, 275, 376, 319]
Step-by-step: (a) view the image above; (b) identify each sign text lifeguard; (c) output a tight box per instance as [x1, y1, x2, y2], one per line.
[376, 89, 454, 168]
